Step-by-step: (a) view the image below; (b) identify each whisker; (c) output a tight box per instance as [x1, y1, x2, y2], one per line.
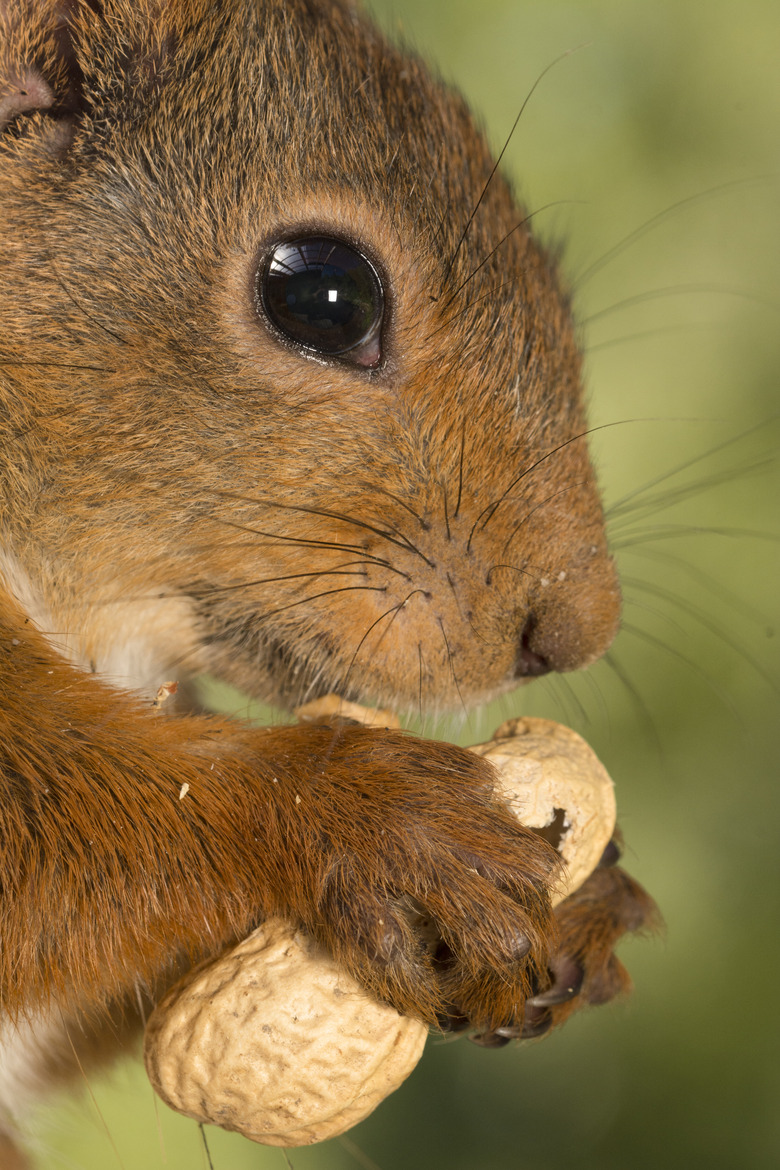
[231, 584, 388, 626]
[467, 420, 639, 551]
[611, 522, 779, 548]
[214, 495, 434, 565]
[442, 201, 581, 309]
[607, 460, 775, 529]
[438, 45, 586, 297]
[621, 576, 778, 692]
[501, 481, 586, 556]
[372, 487, 427, 528]
[441, 479, 451, 541]
[198, 1123, 215, 1170]
[438, 618, 468, 721]
[186, 562, 410, 600]
[424, 275, 518, 342]
[453, 418, 467, 520]
[50, 257, 128, 346]
[217, 518, 372, 557]
[619, 618, 740, 720]
[604, 418, 774, 518]
[601, 650, 663, 757]
[587, 322, 712, 354]
[577, 661, 612, 731]
[341, 590, 426, 699]
[620, 543, 772, 627]
[338, 1133, 388, 1170]
[0, 358, 114, 372]
[573, 175, 773, 289]
[582, 283, 779, 327]
[58, 1012, 128, 1170]
[485, 562, 533, 585]
[553, 671, 589, 726]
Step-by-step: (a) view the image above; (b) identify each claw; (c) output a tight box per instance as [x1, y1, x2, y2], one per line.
[437, 1010, 470, 1034]
[469, 1030, 513, 1048]
[599, 838, 622, 867]
[529, 955, 584, 1006]
[520, 1004, 553, 1039]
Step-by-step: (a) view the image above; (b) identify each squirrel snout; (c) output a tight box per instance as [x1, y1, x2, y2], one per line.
[514, 561, 626, 683]
[516, 616, 552, 678]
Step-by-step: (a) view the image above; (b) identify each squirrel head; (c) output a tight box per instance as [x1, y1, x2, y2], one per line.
[0, 0, 620, 713]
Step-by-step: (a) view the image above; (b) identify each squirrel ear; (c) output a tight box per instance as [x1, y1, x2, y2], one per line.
[0, 0, 100, 153]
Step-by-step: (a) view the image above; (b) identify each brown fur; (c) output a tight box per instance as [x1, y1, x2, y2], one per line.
[0, 0, 656, 1158]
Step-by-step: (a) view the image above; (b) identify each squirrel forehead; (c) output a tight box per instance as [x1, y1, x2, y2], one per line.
[54, 0, 556, 287]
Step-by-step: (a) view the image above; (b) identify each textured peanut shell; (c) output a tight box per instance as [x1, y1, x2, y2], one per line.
[143, 918, 427, 1147]
[469, 716, 616, 905]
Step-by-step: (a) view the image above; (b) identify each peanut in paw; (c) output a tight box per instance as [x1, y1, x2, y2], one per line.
[143, 706, 617, 1146]
[143, 918, 428, 1147]
[469, 716, 616, 905]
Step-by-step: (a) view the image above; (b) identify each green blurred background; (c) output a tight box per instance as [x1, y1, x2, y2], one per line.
[30, 1, 779, 1167]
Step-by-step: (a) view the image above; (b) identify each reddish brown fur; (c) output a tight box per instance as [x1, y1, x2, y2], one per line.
[0, 0, 656, 1159]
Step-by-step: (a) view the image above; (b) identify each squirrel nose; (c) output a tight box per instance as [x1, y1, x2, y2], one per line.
[515, 616, 552, 678]
[513, 570, 622, 680]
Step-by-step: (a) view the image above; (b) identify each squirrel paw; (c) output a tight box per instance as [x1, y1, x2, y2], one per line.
[263, 725, 563, 1030]
[465, 844, 659, 1046]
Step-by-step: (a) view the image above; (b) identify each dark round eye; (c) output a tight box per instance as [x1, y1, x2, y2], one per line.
[257, 236, 384, 367]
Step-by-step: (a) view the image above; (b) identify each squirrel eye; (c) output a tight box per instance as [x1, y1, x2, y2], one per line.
[257, 236, 384, 368]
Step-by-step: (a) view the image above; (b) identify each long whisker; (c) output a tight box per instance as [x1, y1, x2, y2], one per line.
[619, 543, 772, 627]
[213, 494, 434, 565]
[236, 584, 387, 625]
[198, 1124, 215, 1170]
[582, 283, 778, 327]
[485, 562, 533, 585]
[50, 256, 128, 347]
[217, 518, 376, 558]
[611, 522, 779, 549]
[340, 590, 427, 699]
[621, 576, 779, 693]
[601, 650, 663, 757]
[553, 671, 589, 726]
[453, 417, 467, 520]
[619, 619, 740, 720]
[185, 563, 409, 600]
[607, 459, 774, 529]
[438, 45, 585, 297]
[442, 201, 581, 309]
[587, 322, 711, 354]
[467, 420, 639, 551]
[441, 479, 451, 541]
[573, 175, 773, 289]
[371, 487, 427, 528]
[605, 418, 773, 518]
[424, 275, 518, 342]
[0, 358, 114, 372]
[438, 618, 468, 721]
[501, 481, 586, 556]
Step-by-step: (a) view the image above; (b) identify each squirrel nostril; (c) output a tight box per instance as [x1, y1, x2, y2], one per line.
[515, 615, 551, 678]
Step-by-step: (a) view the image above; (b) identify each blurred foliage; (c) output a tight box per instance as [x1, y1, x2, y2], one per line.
[31, 1, 778, 1168]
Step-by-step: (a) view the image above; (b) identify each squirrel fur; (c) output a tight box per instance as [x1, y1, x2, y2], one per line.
[0, 0, 655, 1159]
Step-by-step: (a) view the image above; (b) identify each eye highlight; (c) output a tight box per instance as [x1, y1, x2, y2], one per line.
[257, 236, 384, 367]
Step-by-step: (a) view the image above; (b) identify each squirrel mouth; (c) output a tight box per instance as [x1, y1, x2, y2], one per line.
[207, 622, 365, 712]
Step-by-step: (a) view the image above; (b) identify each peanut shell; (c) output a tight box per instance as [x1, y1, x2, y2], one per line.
[143, 917, 427, 1147]
[469, 715, 616, 904]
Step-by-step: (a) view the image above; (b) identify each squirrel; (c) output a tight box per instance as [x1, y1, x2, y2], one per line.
[0, 0, 656, 1161]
